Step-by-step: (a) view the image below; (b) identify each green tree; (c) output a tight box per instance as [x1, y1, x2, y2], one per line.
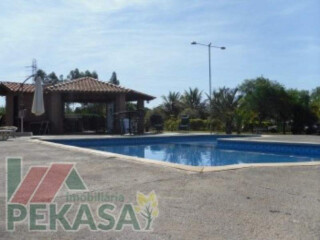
[211, 87, 241, 134]
[236, 96, 259, 133]
[74, 103, 106, 117]
[181, 88, 206, 118]
[35, 69, 60, 84]
[67, 69, 99, 80]
[59, 74, 64, 81]
[161, 91, 182, 118]
[287, 89, 318, 134]
[35, 69, 47, 80]
[273, 88, 292, 134]
[109, 72, 120, 85]
[0, 106, 5, 116]
[47, 72, 59, 84]
[67, 68, 81, 80]
[91, 71, 98, 79]
[239, 77, 289, 128]
[310, 87, 320, 118]
[0, 106, 5, 126]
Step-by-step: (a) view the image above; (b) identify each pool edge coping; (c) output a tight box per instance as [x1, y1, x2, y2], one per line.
[218, 137, 320, 146]
[30, 139, 320, 173]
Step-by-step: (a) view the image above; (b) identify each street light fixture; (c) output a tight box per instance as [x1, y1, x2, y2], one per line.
[191, 41, 226, 133]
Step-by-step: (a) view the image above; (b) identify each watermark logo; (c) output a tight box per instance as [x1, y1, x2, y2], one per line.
[7, 158, 86, 205]
[6, 157, 159, 232]
[135, 191, 159, 230]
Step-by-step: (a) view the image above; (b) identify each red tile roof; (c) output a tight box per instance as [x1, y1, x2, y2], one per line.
[0, 82, 36, 93]
[0, 77, 155, 100]
[46, 77, 128, 93]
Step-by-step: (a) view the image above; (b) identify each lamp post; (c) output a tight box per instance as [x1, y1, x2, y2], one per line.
[191, 41, 226, 133]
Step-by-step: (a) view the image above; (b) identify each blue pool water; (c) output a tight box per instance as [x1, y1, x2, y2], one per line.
[49, 136, 320, 166]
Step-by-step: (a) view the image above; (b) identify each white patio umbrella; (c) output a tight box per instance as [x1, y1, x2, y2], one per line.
[31, 77, 45, 116]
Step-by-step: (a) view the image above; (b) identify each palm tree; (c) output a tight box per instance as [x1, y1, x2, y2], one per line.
[181, 88, 206, 118]
[181, 88, 202, 109]
[211, 87, 241, 134]
[161, 91, 182, 118]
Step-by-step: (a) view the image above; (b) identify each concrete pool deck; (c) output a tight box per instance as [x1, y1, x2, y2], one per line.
[222, 134, 320, 145]
[0, 134, 320, 239]
[33, 132, 320, 144]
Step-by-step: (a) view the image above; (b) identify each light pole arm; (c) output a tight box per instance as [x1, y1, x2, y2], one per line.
[18, 74, 35, 92]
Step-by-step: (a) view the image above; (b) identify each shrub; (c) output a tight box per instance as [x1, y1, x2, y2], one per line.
[0, 107, 5, 126]
[164, 119, 179, 131]
[180, 108, 199, 119]
[145, 108, 165, 131]
[190, 119, 208, 131]
[150, 114, 164, 132]
[0, 107, 5, 116]
[164, 118, 228, 132]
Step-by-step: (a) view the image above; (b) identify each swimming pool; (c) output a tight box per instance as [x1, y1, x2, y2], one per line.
[48, 135, 320, 167]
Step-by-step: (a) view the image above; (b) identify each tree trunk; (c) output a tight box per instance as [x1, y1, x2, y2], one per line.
[225, 121, 232, 134]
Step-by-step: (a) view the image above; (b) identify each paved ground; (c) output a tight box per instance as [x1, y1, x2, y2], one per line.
[34, 133, 320, 144]
[0, 136, 319, 240]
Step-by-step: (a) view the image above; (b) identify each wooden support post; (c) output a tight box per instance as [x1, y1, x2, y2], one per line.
[137, 99, 144, 134]
[114, 94, 126, 134]
[47, 93, 64, 134]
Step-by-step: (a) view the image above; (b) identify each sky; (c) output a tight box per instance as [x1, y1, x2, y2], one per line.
[0, 0, 319, 108]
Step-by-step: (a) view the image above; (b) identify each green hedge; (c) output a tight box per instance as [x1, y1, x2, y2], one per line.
[190, 119, 210, 131]
[164, 118, 215, 131]
[164, 119, 179, 131]
[0, 107, 5, 116]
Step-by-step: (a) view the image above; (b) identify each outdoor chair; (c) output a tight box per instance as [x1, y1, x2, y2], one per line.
[39, 121, 50, 135]
[120, 118, 130, 135]
[150, 114, 164, 133]
[0, 126, 17, 138]
[130, 117, 139, 135]
[0, 130, 10, 141]
[179, 116, 190, 131]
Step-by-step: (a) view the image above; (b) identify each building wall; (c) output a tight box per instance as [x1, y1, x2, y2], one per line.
[4, 91, 146, 134]
[5, 93, 57, 133]
[114, 94, 126, 133]
[5, 93, 47, 127]
[46, 92, 64, 134]
[5, 93, 14, 126]
[21, 93, 48, 122]
[137, 99, 145, 134]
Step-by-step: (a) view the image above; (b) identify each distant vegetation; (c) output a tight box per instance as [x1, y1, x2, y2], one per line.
[147, 77, 320, 134]
[0, 106, 5, 115]
[35, 69, 120, 119]
[34, 68, 120, 85]
[10, 69, 320, 135]
[0, 106, 5, 126]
